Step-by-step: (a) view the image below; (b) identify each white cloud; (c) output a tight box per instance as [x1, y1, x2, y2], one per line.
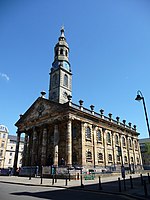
[0, 73, 10, 81]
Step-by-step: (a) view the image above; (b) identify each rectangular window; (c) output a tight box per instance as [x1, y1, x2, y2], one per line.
[0, 150, 3, 157]
[8, 159, 12, 164]
[1, 141, 5, 148]
[10, 152, 12, 156]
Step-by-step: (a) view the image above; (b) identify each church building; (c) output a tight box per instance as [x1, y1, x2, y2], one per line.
[14, 28, 143, 173]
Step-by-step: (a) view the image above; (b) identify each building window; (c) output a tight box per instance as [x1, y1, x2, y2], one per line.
[63, 74, 68, 87]
[108, 154, 112, 162]
[11, 146, 13, 150]
[117, 155, 121, 162]
[86, 150, 92, 161]
[131, 157, 134, 163]
[3, 134, 6, 138]
[60, 48, 63, 55]
[10, 152, 12, 156]
[107, 132, 111, 144]
[86, 127, 91, 140]
[124, 156, 128, 163]
[122, 137, 126, 146]
[137, 157, 139, 164]
[97, 130, 102, 142]
[1, 141, 5, 148]
[98, 152, 103, 162]
[134, 140, 138, 149]
[8, 159, 12, 164]
[0, 150, 3, 157]
[129, 139, 132, 148]
[115, 134, 119, 145]
[65, 50, 68, 56]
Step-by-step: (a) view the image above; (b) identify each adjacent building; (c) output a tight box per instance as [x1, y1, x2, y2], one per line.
[14, 28, 143, 173]
[139, 138, 150, 170]
[0, 125, 9, 168]
[4, 135, 24, 169]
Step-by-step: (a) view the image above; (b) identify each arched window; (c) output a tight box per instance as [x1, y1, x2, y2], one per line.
[98, 152, 103, 162]
[122, 137, 126, 146]
[60, 49, 63, 55]
[131, 157, 134, 163]
[134, 140, 138, 149]
[63, 74, 68, 87]
[129, 138, 132, 148]
[86, 127, 91, 140]
[97, 130, 102, 142]
[107, 132, 111, 144]
[115, 134, 119, 145]
[86, 150, 92, 160]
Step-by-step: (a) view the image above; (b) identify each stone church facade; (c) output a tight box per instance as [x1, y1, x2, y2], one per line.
[14, 28, 142, 173]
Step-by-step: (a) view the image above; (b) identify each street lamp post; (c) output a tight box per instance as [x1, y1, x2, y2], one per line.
[135, 90, 150, 138]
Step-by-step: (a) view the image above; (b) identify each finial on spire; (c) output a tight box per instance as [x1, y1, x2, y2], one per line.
[60, 25, 65, 38]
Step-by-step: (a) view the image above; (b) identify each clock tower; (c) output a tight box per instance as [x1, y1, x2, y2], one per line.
[49, 27, 72, 104]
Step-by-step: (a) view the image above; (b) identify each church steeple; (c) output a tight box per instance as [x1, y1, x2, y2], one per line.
[49, 27, 72, 104]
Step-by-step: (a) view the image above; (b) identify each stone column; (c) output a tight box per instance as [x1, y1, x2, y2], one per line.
[126, 136, 131, 170]
[112, 132, 116, 168]
[22, 133, 28, 166]
[13, 131, 21, 175]
[41, 127, 47, 166]
[81, 122, 86, 166]
[93, 126, 98, 167]
[119, 134, 124, 166]
[54, 125, 59, 166]
[102, 128, 107, 168]
[66, 119, 72, 166]
[32, 127, 37, 165]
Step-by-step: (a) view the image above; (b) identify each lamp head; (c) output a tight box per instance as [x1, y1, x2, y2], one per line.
[135, 94, 143, 101]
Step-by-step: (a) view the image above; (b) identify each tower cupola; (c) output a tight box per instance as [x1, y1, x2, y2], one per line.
[49, 27, 72, 104]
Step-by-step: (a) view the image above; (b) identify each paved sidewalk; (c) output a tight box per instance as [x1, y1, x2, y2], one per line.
[0, 173, 150, 199]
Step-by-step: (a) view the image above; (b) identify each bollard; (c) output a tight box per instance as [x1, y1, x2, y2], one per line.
[130, 176, 133, 189]
[52, 175, 54, 185]
[55, 174, 57, 183]
[118, 177, 121, 192]
[140, 174, 143, 185]
[40, 166, 43, 184]
[143, 180, 148, 197]
[40, 175, 43, 184]
[80, 174, 84, 188]
[148, 173, 150, 184]
[123, 178, 126, 191]
[98, 176, 102, 190]
[65, 176, 68, 186]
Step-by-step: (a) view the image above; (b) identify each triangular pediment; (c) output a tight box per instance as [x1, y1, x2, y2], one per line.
[15, 97, 65, 128]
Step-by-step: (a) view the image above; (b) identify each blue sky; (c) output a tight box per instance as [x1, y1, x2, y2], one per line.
[0, 0, 150, 138]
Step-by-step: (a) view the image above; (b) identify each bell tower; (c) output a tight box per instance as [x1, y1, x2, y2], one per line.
[49, 27, 72, 104]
